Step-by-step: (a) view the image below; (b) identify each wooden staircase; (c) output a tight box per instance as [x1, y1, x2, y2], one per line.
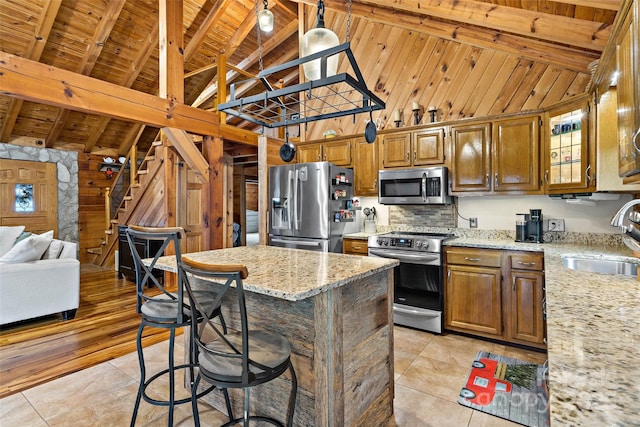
[92, 141, 165, 267]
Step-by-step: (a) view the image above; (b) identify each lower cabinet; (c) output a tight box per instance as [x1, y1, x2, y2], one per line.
[343, 237, 368, 255]
[445, 247, 546, 349]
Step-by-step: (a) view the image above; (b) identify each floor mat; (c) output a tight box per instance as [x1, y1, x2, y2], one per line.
[458, 350, 549, 427]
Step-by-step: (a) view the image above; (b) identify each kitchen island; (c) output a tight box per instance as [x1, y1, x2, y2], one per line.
[152, 245, 399, 427]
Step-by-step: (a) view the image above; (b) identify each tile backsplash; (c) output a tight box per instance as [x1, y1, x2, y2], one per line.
[389, 204, 457, 228]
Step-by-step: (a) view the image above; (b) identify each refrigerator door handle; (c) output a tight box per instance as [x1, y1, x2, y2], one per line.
[287, 169, 294, 230]
[270, 238, 322, 248]
[292, 168, 299, 230]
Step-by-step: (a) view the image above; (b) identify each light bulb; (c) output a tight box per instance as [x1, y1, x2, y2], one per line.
[301, 27, 339, 80]
[258, 8, 274, 32]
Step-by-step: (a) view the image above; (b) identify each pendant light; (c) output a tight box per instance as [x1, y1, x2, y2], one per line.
[257, 0, 274, 33]
[300, 0, 339, 80]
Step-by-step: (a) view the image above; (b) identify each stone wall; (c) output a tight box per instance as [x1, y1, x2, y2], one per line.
[0, 143, 79, 243]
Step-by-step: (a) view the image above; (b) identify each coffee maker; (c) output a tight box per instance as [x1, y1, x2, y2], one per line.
[515, 209, 544, 243]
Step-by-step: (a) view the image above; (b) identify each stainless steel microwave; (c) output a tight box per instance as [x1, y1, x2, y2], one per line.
[378, 166, 452, 205]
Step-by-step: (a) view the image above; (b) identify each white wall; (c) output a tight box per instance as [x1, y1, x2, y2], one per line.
[357, 194, 633, 234]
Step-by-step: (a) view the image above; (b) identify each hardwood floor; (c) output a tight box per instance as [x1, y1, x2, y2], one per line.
[0, 265, 172, 398]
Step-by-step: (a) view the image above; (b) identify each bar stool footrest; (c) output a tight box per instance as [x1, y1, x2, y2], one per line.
[141, 363, 216, 407]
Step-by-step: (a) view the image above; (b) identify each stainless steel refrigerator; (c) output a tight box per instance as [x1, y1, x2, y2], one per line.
[269, 162, 358, 252]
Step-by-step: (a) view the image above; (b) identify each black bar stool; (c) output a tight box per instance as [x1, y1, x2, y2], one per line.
[126, 225, 226, 426]
[178, 256, 297, 427]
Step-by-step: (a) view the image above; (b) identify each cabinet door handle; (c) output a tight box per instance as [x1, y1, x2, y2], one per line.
[485, 174, 489, 185]
[585, 164, 591, 183]
[352, 245, 362, 250]
[633, 128, 640, 153]
[414, 151, 417, 161]
[517, 262, 536, 266]
[464, 257, 481, 262]
[494, 172, 498, 186]
[513, 276, 516, 290]
[544, 170, 549, 184]
[406, 152, 410, 161]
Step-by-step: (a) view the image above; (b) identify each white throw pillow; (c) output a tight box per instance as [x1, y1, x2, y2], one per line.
[0, 226, 25, 257]
[42, 239, 64, 259]
[0, 230, 54, 263]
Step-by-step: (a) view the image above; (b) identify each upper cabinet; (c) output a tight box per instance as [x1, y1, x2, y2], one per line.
[296, 138, 353, 167]
[380, 127, 446, 168]
[544, 97, 595, 194]
[616, 0, 640, 178]
[450, 122, 492, 193]
[353, 137, 379, 196]
[451, 116, 541, 194]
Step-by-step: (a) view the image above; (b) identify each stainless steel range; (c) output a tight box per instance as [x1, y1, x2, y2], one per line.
[368, 231, 454, 333]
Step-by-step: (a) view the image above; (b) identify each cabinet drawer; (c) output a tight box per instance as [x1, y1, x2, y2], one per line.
[343, 238, 368, 255]
[446, 248, 502, 267]
[510, 253, 544, 271]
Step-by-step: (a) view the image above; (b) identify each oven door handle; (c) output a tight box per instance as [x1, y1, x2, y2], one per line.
[394, 305, 440, 318]
[368, 249, 440, 265]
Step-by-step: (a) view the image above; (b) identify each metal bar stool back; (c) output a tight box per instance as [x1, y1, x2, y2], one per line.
[179, 256, 297, 427]
[126, 225, 220, 426]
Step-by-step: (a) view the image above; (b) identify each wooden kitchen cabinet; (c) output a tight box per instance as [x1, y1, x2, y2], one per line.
[445, 247, 546, 349]
[616, 0, 640, 179]
[445, 248, 504, 338]
[544, 97, 595, 194]
[343, 237, 368, 255]
[353, 136, 379, 196]
[505, 252, 546, 349]
[296, 138, 352, 166]
[492, 116, 542, 193]
[379, 127, 445, 168]
[450, 122, 492, 192]
[451, 116, 542, 194]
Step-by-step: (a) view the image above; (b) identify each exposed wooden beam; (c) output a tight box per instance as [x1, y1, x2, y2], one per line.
[0, 52, 220, 136]
[0, 0, 62, 143]
[159, 0, 184, 102]
[45, 0, 127, 148]
[192, 18, 299, 107]
[358, 0, 610, 50]
[183, 0, 234, 61]
[163, 127, 210, 184]
[552, 0, 622, 11]
[290, 0, 601, 72]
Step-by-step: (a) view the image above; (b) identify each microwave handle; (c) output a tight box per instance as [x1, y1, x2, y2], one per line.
[422, 173, 427, 202]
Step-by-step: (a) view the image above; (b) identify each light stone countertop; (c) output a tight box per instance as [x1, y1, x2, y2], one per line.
[446, 237, 640, 427]
[152, 245, 398, 301]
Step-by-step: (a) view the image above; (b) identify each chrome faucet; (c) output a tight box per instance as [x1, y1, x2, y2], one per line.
[611, 198, 640, 231]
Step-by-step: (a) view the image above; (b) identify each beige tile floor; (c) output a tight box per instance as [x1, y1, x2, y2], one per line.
[0, 326, 547, 426]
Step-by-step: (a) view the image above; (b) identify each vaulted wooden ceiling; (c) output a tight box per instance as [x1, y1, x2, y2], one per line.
[0, 0, 621, 155]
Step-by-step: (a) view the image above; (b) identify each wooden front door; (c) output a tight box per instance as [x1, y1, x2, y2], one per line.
[0, 159, 58, 236]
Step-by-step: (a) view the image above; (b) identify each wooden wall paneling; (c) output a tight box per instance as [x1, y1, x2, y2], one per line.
[564, 73, 593, 98]
[443, 50, 497, 120]
[539, 69, 583, 107]
[500, 63, 549, 114]
[521, 67, 564, 110]
[411, 38, 454, 119]
[488, 59, 537, 116]
[428, 45, 477, 119]
[473, 56, 521, 117]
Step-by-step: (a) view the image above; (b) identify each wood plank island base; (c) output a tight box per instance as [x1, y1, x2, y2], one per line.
[152, 245, 399, 426]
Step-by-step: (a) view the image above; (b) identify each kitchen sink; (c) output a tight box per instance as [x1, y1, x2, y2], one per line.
[562, 256, 638, 276]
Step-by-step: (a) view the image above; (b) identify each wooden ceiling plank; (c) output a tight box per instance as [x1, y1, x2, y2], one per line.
[289, 0, 599, 72]
[473, 56, 521, 117]
[47, 0, 127, 148]
[521, 66, 563, 110]
[439, 47, 493, 121]
[1, 0, 62, 143]
[488, 59, 537, 116]
[539, 70, 579, 108]
[357, 0, 609, 50]
[184, 0, 235, 61]
[502, 62, 551, 114]
[0, 52, 220, 136]
[552, 0, 622, 11]
[84, 14, 160, 153]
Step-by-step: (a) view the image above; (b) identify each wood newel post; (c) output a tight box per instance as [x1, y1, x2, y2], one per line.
[104, 187, 111, 230]
[129, 145, 138, 186]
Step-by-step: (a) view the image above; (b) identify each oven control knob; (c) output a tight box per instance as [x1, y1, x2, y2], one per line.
[377, 239, 384, 245]
[416, 241, 422, 248]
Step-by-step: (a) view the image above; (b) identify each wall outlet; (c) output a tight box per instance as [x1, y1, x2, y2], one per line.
[469, 217, 478, 228]
[548, 218, 565, 232]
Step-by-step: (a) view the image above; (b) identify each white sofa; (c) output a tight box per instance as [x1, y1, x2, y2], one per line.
[0, 227, 80, 325]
